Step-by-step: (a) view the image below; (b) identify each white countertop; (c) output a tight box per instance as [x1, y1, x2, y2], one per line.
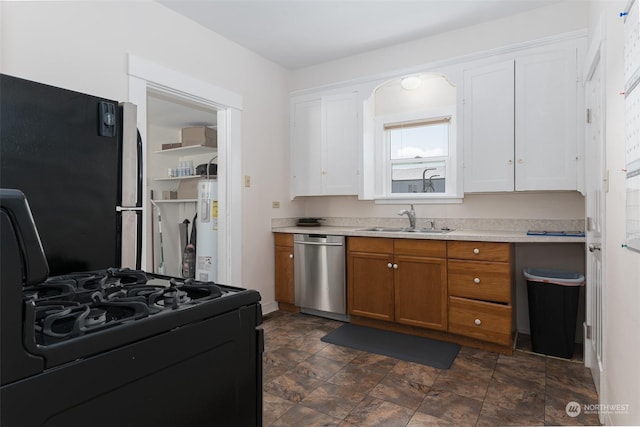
[272, 225, 585, 243]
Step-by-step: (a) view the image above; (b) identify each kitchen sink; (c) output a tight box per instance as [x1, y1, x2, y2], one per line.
[358, 227, 454, 234]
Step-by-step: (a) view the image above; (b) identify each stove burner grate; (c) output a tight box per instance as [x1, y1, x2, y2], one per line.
[23, 268, 232, 345]
[33, 298, 149, 344]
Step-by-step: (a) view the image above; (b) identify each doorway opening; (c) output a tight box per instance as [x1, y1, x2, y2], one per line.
[127, 55, 243, 285]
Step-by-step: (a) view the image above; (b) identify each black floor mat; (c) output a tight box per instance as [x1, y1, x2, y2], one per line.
[321, 323, 460, 369]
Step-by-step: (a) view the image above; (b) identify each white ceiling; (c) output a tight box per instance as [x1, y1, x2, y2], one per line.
[159, 0, 561, 70]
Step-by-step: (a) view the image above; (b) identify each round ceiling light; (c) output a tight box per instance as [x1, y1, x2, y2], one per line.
[400, 75, 422, 90]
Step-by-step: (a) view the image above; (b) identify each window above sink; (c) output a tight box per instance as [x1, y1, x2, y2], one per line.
[366, 71, 463, 204]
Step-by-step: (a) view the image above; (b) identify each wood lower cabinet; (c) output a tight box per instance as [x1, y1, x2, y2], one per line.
[447, 241, 514, 346]
[448, 296, 512, 345]
[348, 237, 447, 331]
[274, 233, 296, 309]
[348, 247, 394, 321]
[272, 234, 517, 353]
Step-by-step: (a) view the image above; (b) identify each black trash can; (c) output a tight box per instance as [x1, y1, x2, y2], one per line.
[524, 268, 585, 359]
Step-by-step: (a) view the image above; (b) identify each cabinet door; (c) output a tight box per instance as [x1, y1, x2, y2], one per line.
[394, 255, 447, 330]
[463, 60, 515, 192]
[348, 251, 394, 321]
[274, 244, 295, 305]
[322, 93, 359, 195]
[515, 48, 578, 191]
[291, 98, 322, 196]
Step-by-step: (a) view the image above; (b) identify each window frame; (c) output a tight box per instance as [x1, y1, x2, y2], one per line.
[374, 106, 462, 203]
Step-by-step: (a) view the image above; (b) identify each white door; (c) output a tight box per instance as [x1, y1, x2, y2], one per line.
[584, 52, 605, 401]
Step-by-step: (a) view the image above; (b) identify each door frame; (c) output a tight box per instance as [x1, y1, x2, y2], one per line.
[127, 55, 243, 286]
[583, 17, 606, 420]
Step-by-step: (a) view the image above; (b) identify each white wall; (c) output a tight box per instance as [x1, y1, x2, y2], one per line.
[290, 1, 589, 222]
[0, 1, 299, 308]
[588, 1, 640, 424]
[290, 1, 590, 91]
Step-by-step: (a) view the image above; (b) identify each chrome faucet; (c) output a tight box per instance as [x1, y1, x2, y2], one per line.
[398, 204, 416, 229]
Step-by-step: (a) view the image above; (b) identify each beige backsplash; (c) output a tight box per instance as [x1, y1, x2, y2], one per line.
[272, 217, 585, 232]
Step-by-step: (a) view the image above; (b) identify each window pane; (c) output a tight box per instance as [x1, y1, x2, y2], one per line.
[388, 122, 449, 160]
[391, 161, 446, 193]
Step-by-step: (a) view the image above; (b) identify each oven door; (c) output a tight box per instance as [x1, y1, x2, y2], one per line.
[0, 304, 262, 427]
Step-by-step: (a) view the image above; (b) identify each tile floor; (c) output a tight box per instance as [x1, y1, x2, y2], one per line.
[262, 311, 600, 426]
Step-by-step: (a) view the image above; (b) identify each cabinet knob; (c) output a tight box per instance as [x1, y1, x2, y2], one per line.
[473, 277, 481, 284]
[473, 248, 480, 255]
[289, 254, 293, 259]
[393, 263, 398, 269]
[387, 263, 393, 268]
[517, 158, 524, 164]
[474, 318, 482, 326]
[507, 159, 513, 165]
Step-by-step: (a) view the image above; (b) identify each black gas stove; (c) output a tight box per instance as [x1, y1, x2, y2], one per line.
[0, 189, 263, 427]
[24, 268, 238, 346]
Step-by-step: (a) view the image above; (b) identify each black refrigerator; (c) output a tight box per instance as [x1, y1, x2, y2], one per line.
[0, 74, 142, 275]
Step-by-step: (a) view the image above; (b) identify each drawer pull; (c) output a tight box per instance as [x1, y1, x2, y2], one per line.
[473, 277, 481, 284]
[387, 263, 393, 269]
[289, 254, 293, 259]
[473, 248, 480, 255]
[474, 318, 482, 326]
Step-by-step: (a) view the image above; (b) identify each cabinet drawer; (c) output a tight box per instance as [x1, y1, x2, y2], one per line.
[274, 233, 293, 246]
[448, 296, 512, 346]
[448, 260, 511, 303]
[348, 237, 393, 254]
[447, 241, 511, 262]
[394, 239, 446, 258]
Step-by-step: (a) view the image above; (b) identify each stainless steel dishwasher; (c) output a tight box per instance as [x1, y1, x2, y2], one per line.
[294, 234, 348, 321]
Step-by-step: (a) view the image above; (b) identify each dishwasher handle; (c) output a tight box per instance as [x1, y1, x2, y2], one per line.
[294, 240, 343, 247]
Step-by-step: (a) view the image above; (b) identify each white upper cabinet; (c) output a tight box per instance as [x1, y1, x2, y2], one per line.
[291, 92, 359, 197]
[291, 97, 322, 196]
[463, 60, 515, 192]
[463, 39, 582, 193]
[514, 48, 578, 191]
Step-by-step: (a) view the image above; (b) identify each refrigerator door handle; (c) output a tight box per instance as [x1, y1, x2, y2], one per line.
[135, 210, 142, 270]
[136, 130, 143, 208]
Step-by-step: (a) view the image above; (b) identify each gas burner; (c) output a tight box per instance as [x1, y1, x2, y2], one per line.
[85, 308, 107, 327]
[32, 297, 150, 345]
[168, 278, 224, 301]
[106, 267, 148, 285]
[46, 272, 110, 291]
[23, 281, 77, 302]
[180, 282, 223, 300]
[153, 289, 190, 309]
[33, 300, 83, 324]
[44, 268, 149, 293]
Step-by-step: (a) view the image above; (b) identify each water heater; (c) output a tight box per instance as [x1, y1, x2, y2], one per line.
[196, 179, 217, 282]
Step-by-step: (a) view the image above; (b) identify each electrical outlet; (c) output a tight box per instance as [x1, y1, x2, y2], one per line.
[272, 201, 280, 208]
[244, 175, 251, 187]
